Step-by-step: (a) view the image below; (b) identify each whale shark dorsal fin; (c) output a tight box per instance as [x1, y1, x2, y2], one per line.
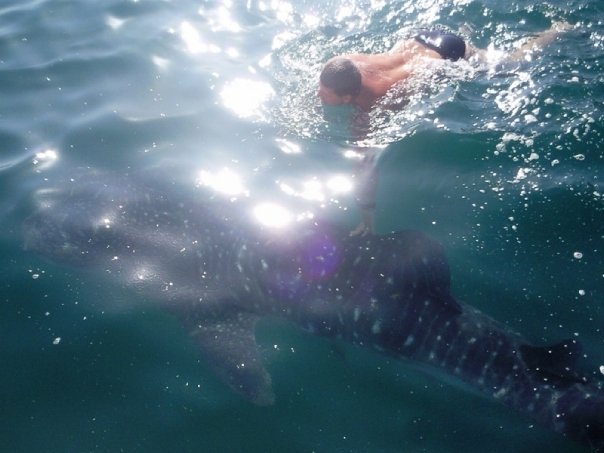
[520, 339, 586, 385]
[188, 311, 275, 405]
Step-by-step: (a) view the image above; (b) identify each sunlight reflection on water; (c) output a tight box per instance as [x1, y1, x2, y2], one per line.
[196, 168, 249, 197]
[220, 78, 275, 120]
[180, 21, 221, 55]
[32, 149, 58, 171]
[253, 202, 293, 228]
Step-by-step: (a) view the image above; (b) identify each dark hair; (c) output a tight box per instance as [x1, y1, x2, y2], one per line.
[320, 57, 362, 97]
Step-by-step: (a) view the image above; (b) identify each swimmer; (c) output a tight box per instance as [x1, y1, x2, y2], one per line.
[318, 23, 571, 111]
[329, 22, 572, 236]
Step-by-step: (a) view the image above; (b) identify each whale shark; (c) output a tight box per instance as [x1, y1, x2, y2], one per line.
[22, 172, 604, 451]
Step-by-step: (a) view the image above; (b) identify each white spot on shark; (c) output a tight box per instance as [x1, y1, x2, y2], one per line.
[371, 321, 381, 334]
[493, 388, 507, 399]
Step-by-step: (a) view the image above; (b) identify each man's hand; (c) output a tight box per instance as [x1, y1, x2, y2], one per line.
[350, 207, 375, 236]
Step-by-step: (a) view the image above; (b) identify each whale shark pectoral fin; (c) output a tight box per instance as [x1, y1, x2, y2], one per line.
[520, 339, 586, 385]
[189, 312, 275, 406]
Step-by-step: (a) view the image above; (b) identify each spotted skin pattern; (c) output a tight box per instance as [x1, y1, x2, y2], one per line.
[23, 173, 604, 451]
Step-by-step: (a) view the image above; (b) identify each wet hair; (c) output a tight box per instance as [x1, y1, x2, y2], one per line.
[320, 57, 362, 97]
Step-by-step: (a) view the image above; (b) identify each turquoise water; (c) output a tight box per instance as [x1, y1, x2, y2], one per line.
[1, 0, 603, 451]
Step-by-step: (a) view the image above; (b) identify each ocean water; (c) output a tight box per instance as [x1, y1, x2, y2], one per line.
[1, 0, 603, 452]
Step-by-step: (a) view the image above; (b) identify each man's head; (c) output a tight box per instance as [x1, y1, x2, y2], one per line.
[318, 57, 362, 105]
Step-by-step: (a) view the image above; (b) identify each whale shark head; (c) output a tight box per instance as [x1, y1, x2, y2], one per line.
[23, 189, 111, 266]
[22, 174, 237, 300]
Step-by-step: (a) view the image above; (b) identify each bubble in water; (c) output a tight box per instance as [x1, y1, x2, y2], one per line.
[573, 252, 583, 259]
[53, 337, 61, 345]
[600, 366, 604, 376]
[578, 289, 585, 296]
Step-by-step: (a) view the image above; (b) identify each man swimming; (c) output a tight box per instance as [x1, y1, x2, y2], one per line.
[321, 23, 571, 236]
[318, 25, 570, 111]
[318, 31, 467, 110]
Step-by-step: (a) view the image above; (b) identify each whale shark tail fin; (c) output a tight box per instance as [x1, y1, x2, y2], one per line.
[520, 338, 586, 386]
[187, 310, 275, 406]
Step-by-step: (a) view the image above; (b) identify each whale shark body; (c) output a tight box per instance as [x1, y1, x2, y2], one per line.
[23, 173, 604, 451]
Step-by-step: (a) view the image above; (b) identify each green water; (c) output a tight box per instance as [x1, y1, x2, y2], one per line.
[1, 0, 603, 451]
